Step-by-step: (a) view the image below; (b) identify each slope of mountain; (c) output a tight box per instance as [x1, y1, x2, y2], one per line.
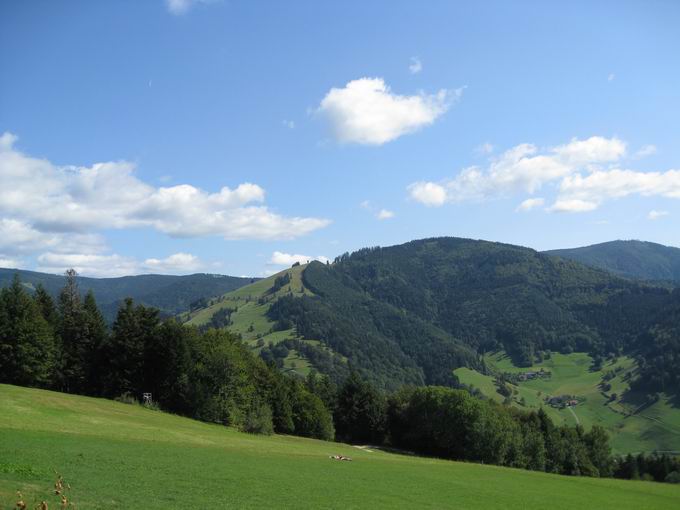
[185, 261, 479, 390]
[0, 268, 256, 321]
[4, 384, 678, 510]
[545, 240, 680, 282]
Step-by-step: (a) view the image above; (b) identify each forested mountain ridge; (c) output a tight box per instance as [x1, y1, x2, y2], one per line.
[279, 237, 674, 391]
[545, 240, 680, 282]
[184, 237, 678, 396]
[0, 268, 256, 321]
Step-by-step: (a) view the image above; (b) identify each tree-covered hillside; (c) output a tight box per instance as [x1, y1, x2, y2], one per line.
[546, 240, 680, 282]
[263, 238, 673, 390]
[182, 237, 678, 399]
[315, 239, 666, 350]
[0, 268, 256, 321]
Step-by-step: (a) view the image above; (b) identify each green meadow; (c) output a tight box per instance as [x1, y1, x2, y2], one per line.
[455, 352, 680, 454]
[1, 384, 679, 509]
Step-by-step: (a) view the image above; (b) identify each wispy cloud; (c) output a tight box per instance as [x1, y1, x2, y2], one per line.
[269, 251, 329, 266]
[409, 57, 423, 74]
[516, 197, 545, 212]
[648, 210, 669, 220]
[634, 144, 657, 159]
[166, 0, 215, 15]
[476, 142, 494, 155]
[376, 209, 395, 220]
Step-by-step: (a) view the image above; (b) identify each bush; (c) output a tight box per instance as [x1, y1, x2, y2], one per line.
[665, 471, 680, 484]
[242, 401, 274, 435]
[115, 392, 139, 405]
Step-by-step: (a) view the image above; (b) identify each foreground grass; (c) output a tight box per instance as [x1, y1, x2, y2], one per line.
[1, 385, 679, 509]
[455, 351, 680, 454]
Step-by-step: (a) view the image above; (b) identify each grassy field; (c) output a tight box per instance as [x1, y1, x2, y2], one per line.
[183, 265, 317, 376]
[455, 352, 680, 454]
[1, 385, 679, 509]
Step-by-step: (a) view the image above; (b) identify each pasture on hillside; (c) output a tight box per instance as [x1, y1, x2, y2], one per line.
[184, 264, 334, 376]
[454, 351, 680, 454]
[1, 384, 679, 509]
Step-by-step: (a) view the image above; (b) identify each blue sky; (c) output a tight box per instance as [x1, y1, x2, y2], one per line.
[1, 0, 679, 277]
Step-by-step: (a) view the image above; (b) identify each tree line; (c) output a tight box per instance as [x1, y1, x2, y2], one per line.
[0, 271, 333, 440]
[1, 270, 678, 484]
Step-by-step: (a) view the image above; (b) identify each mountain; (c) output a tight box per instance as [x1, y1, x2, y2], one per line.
[0, 268, 256, 321]
[187, 237, 674, 392]
[545, 240, 680, 282]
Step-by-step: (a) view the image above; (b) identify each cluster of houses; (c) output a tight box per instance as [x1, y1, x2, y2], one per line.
[546, 395, 579, 408]
[517, 368, 550, 382]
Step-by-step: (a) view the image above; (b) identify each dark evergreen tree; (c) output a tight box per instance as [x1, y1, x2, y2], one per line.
[83, 290, 108, 391]
[103, 298, 159, 397]
[57, 269, 90, 393]
[0, 275, 55, 387]
[33, 284, 58, 330]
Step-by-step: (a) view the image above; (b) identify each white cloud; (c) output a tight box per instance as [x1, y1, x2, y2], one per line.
[408, 136, 627, 207]
[34, 251, 205, 277]
[552, 136, 626, 166]
[648, 210, 669, 220]
[360, 200, 395, 220]
[408, 181, 448, 207]
[36, 252, 141, 278]
[556, 169, 680, 210]
[0, 256, 21, 268]
[0, 219, 106, 256]
[269, 251, 329, 266]
[316, 78, 459, 145]
[516, 197, 545, 212]
[143, 252, 203, 273]
[0, 132, 328, 241]
[409, 57, 423, 74]
[376, 209, 395, 220]
[548, 199, 599, 213]
[283, 120, 295, 129]
[166, 0, 213, 15]
[634, 144, 657, 158]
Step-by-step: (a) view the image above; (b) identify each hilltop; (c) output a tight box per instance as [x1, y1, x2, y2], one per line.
[546, 240, 680, 282]
[1, 384, 678, 509]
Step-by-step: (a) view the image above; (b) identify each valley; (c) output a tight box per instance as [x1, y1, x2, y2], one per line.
[455, 351, 680, 453]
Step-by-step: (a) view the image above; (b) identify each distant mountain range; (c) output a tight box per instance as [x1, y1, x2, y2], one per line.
[0, 268, 256, 321]
[545, 240, 680, 282]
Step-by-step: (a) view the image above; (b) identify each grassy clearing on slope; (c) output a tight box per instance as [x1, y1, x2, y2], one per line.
[183, 265, 320, 377]
[455, 352, 680, 454]
[1, 385, 679, 509]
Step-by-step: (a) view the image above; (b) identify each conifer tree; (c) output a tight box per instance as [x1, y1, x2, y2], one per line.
[0, 275, 55, 387]
[83, 289, 108, 391]
[57, 269, 90, 393]
[34, 284, 58, 330]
